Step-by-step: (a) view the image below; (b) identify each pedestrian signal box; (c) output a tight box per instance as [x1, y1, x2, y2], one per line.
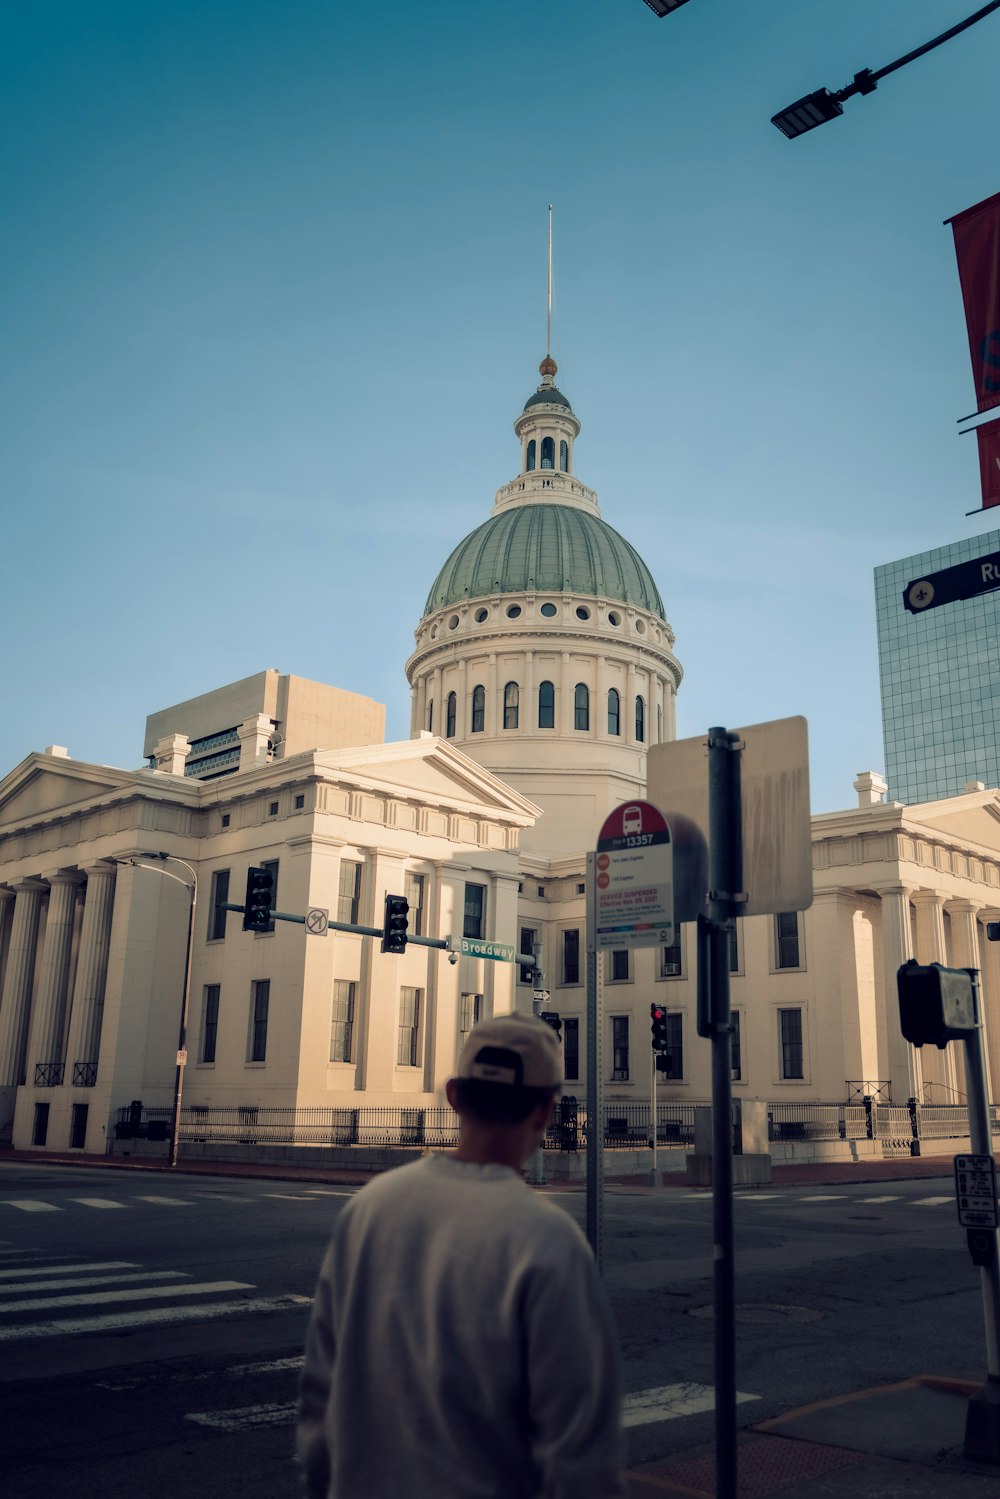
[896, 960, 978, 1048]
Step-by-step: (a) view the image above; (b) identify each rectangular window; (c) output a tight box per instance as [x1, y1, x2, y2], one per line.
[666, 1013, 684, 1080]
[338, 860, 362, 925]
[201, 984, 220, 1063]
[249, 980, 270, 1063]
[459, 992, 482, 1043]
[611, 1016, 629, 1081]
[463, 883, 486, 940]
[563, 1017, 580, 1081]
[660, 937, 682, 978]
[779, 1008, 803, 1079]
[398, 987, 422, 1066]
[519, 927, 537, 983]
[774, 912, 801, 970]
[33, 1102, 50, 1147]
[404, 872, 426, 937]
[294, 794, 305, 810]
[609, 948, 630, 982]
[330, 980, 356, 1063]
[731, 1010, 742, 1081]
[69, 1103, 88, 1149]
[260, 859, 279, 934]
[208, 870, 230, 942]
[563, 929, 580, 985]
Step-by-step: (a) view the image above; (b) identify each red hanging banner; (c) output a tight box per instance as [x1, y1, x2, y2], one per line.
[977, 415, 1000, 510]
[947, 189, 1000, 415]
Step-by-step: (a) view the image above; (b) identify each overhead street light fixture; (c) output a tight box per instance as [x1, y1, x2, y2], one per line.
[772, 1, 1000, 138]
[641, 0, 691, 15]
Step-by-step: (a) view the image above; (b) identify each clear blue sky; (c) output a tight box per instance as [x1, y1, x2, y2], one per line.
[2, 1, 997, 813]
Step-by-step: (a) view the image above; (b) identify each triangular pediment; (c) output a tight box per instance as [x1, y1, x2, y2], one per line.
[906, 791, 1000, 858]
[0, 755, 137, 829]
[312, 737, 540, 823]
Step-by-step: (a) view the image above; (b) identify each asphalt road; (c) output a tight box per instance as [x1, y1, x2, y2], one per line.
[0, 1160, 985, 1497]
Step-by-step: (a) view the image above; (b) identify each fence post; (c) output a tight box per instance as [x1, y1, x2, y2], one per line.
[908, 1095, 921, 1157]
[864, 1095, 875, 1140]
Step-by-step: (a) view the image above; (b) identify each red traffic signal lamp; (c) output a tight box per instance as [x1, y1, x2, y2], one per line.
[243, 866, 274, 932]
[381, 894, 409, 954]
[650, 1003, 670, 1054]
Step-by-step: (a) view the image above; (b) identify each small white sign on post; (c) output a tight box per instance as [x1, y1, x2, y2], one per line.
[955, 1153, 999, 1228]
[594, 801, 674, 950]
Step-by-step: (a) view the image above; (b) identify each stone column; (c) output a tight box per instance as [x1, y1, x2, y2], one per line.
[66, 865, 117, 1083]
[626, 663, 637, 746]
[876, 884, 922, 1102]
[430, 667, 443, 736]
[457, 659, 468, 742]
[0, 887, 15, 997]
[412, 678, 424, 737]
[561, 651, 573, 736]
[0, 881, 46, 1118]
[29, 873, 81, 1078]
[487, 652, 498, 737]
[523, 651, 534, 735]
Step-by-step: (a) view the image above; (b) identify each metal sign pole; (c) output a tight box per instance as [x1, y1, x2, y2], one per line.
[963, 970, 1000, 1461]
[650, 1048, 658, 1188]
[707, 726, 742, 1499]
[585, 851, 604, 1273]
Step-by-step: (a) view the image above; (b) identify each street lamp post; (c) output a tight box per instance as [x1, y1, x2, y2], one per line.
[116, 851, 197, 1169]
[771, 1, 1000, 138]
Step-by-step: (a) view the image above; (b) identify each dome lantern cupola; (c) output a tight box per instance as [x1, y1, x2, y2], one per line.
[515, 356, 580, 481]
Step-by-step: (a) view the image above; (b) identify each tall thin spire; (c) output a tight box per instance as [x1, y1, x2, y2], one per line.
[546, 203, 553, 358]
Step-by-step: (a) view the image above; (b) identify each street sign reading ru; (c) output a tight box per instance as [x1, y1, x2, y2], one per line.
[903, 550, 1000, 614]
[594, 800, 674, 950]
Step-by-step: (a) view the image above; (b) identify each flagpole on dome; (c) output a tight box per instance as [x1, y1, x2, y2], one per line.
[547, 203, 553, 361]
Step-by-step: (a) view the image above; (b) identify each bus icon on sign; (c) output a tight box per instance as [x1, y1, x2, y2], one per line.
[622, 805, 643, 837]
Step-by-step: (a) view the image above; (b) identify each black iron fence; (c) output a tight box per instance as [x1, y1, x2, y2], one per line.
[112, 1097, 1000, 1156]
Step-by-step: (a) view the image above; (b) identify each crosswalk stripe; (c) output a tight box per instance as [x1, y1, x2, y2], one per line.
[0, 1261, 137, 1280]
[135, 1196, 191, 1206]
[912, 1196, 953, 1206]
[861, 1195, 900, 1204]
[622, 1383, 760, 1428]
[0, 1271, 187, 1296]
[301, 1189, 357, 1197]
[0, 1200, 60, 1213]
[263, 1193, 310, 1201]
[0, 1280, 252, 1315]
[67, 1198, 126, 1209]
[0, 1293, 312, 1343]
[799, 1195, 844, 1202]
[186, 1401, 297, 1432]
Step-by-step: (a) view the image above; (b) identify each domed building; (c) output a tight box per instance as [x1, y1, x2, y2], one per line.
[406, 357, 682, 860]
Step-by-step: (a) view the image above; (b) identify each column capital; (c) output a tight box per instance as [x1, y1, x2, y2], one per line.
[11, 878, 49, 897]
[945, 897, 980, 915]
[82, 862, 119, 881]
[45, 870, 84, 890]
[910, 888, 948, 908]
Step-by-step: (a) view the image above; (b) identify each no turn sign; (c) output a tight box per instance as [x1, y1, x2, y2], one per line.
[305, 907, 329, 937]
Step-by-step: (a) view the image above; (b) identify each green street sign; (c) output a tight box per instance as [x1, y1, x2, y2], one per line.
[457, 938, 516, 962]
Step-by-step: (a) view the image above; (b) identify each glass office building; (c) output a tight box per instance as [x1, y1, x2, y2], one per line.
[875, 529, 1000, 805]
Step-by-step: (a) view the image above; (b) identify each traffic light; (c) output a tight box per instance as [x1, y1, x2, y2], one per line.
[650, 1003, 670, 1054]
[381, 894, 409, 954]
[897, 960, 977, 1048]
[540, 1011, 562, 1042]
[243, 866, 274, 932]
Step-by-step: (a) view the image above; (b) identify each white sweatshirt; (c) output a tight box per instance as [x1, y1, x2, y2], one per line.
[297, 1153, 627, 1499]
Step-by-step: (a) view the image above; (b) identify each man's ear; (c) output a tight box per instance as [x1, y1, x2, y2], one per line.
[445, 1077, 459, 1111]
[533, 1093, 557, 1130]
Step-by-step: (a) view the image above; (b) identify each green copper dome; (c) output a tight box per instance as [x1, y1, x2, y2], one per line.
[423, 504, 666, 619]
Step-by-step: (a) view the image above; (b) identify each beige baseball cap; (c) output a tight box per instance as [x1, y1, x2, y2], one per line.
[456, 1014, 563, 1091]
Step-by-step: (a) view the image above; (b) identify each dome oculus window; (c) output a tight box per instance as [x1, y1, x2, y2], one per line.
[448, 614, 459, 630]
[575, 606, 590, 620]
[474, 608, 489, 623]
[540, 602, 557, 617]
[506, 604, 522, 619]
[635, 619, 646, 634]
[608, 611, 620, 626]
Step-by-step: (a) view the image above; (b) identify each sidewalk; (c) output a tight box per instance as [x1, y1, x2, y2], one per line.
[4, 1144, 997, 1496]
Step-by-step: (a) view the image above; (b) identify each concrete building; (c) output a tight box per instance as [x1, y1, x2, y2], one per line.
[876, 530, 1000, 805]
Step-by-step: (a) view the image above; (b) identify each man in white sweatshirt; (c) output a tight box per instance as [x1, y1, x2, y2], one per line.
[297, 1012, 627, 1499]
